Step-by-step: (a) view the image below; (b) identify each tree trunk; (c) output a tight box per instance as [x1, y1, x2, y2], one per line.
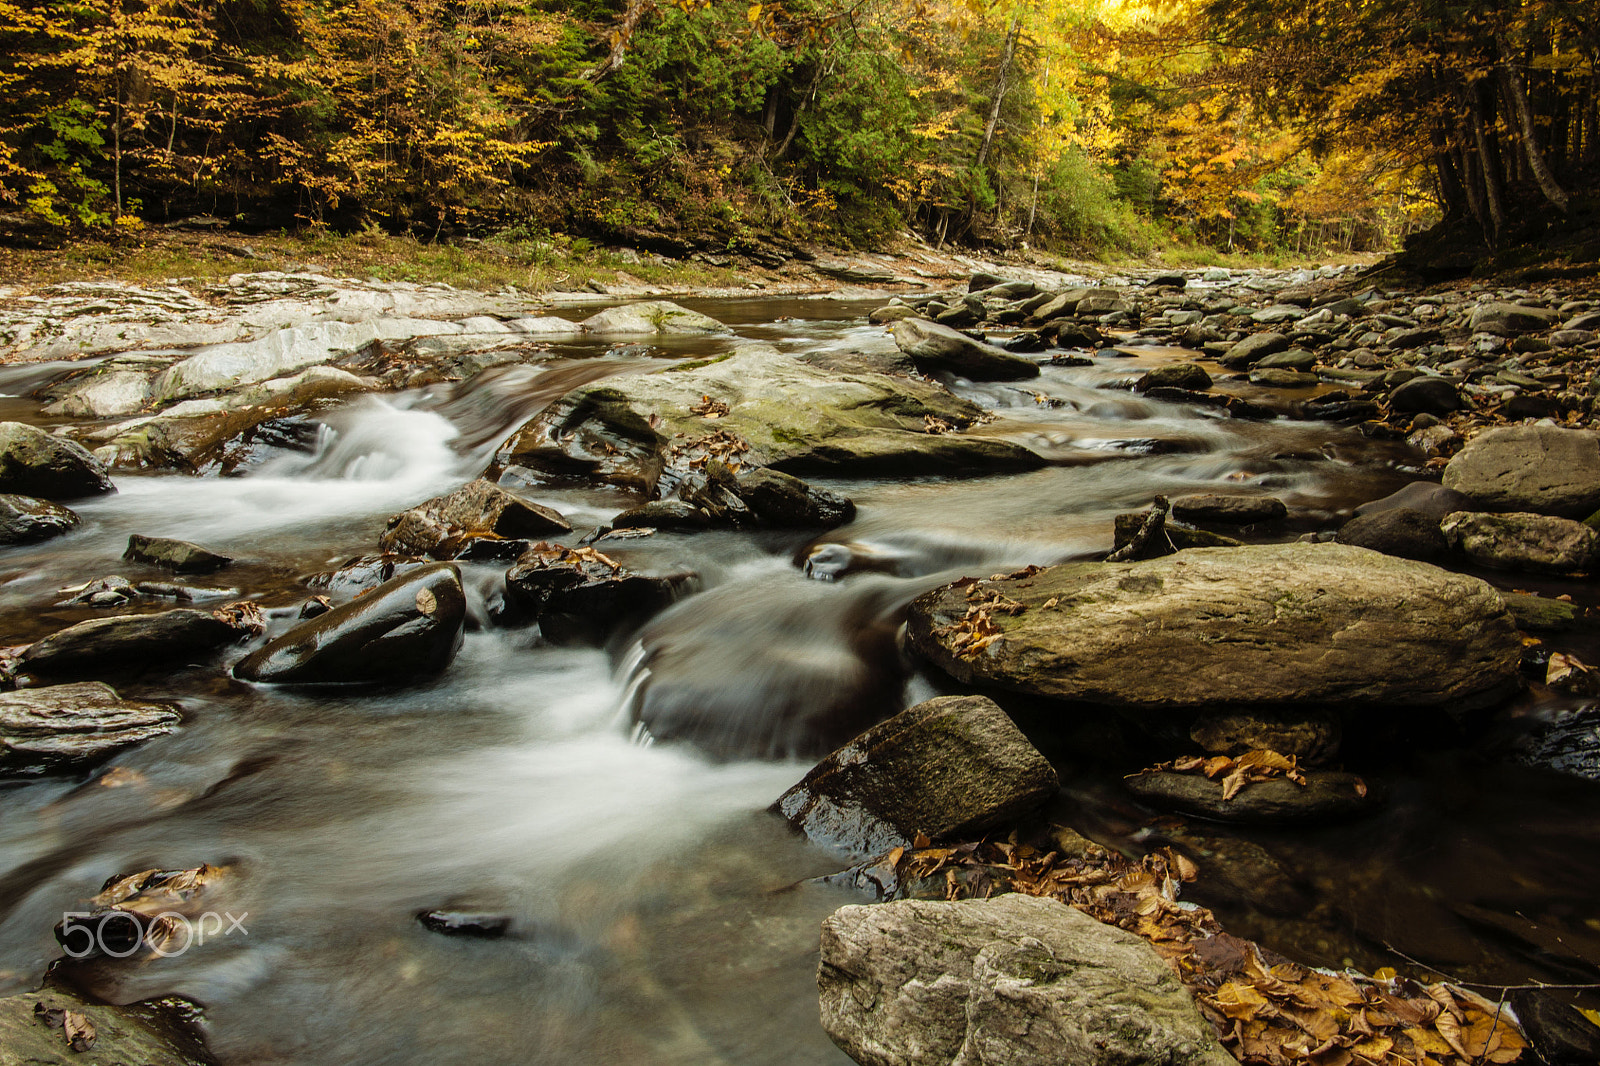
[1467, 83, 1507, 242]
[974, 15, 1020, 174]
[1495, 32, 1571, 211]
[581, 0, 652, 82]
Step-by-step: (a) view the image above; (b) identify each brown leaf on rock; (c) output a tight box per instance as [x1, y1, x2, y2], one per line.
[690, 394, 729, 418]
[63, 1010, 96, 1052]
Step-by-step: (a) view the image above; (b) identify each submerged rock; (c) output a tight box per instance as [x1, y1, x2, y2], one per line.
[0, 494, 80, 546]
[888, 318, 1041, 380]
[124, 534, 233, 574]
[1125, 770, 1375, 825]
[233, 562, 465, 683]
[378, 479, 571, 559]
[1442, 424, 1600, 518]
[0, 421, 116, 499]
[772, 695, 1059, 859]
[22, 609, 242, 678]
[491, 343, 1043, 491]
[906, 543, 1523, 714]
[819, 894, 1234, 1066]
[0, 682, 180, 776]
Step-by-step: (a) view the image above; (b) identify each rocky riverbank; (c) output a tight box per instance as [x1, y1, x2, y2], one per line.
[1, 257, 1598, 1065]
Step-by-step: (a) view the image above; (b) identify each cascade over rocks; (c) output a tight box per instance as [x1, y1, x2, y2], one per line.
[906, 543, 1523, 714]
[819, 893, 1235, 1066]
[490, 344, 1044, 492]
[0, 421, 115, 498]
[0, 682, 180, 776]
[233, 562, 466, 683]
[772, 694, 1059, 859]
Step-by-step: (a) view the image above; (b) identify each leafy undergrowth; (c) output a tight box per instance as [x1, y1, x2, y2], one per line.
[867, 838, 1526, 1066]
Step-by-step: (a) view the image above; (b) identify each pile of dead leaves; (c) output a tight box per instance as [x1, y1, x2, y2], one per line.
[212, 600, 267, 637]
[932, 576, 1032, 659]
[924, 416, 956, 434]
[689, 394, 730, 418]
[518, 542, 623, 575]
[868, 839, 1526, 1066]
[1140, 750, 1312, 801]
[666, 428, 750, 470]
[33, 1003, 95, 1052]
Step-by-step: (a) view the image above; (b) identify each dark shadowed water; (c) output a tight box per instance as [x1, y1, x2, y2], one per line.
[0, 297, 1597, 1063]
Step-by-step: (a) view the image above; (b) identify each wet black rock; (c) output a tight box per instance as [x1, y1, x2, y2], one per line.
[305, 554, 430, 595]
[124, 534, 233, 574]
[1125, 770, 1376, 825]
[0, 420, 116, 499]
[503, 543, 697, 644]
[0, 682, 180, 776]
[233, 562, 466, 683]
[610, 500, 710, 532]
[22, 609, 241, 678]
[734, 468, 855, 528]
[379, 479, 571, 559]
[0, 494, 79, 546]
[1335, 508, 1449, 561]
[771, 694, 1059, 859]
[1509, 987, 1600, 1065]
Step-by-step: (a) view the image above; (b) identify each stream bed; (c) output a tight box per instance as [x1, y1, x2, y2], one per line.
[1, 296, 1598, 1064]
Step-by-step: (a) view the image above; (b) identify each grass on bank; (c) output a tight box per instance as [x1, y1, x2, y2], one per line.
[0, 227, 745, 293]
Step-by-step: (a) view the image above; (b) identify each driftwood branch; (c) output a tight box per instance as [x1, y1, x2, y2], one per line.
[1107, 495, 1171, 562]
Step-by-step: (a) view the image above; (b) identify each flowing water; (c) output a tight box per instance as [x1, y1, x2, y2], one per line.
[1, 298, 1598, 1063]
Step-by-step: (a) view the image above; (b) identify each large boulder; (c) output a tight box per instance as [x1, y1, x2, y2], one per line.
[1441, 510, 1600, 573]
[578, 300, 730, 335]
[888, 319, 1041, 381]
[1, 682, 180, 776]
[1136, 363, 1212, 393]
[772, 695, 1059, 858]
[819, 893, 1234, 1066]
[906, 543, 1522, 713]
[490, 344, 1043, 492]
[0, 422, 115, 498]
[1442, 424, 1600, 518]
[0, 494, 80, 546]
[378, 479, 571, 558]
[1468, 302, 1561, 335]
[21, 610, 241, 678]
[233, 562, 465, 683]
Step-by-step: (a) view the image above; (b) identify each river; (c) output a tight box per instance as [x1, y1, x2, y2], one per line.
[0, 296, 1597, 1063]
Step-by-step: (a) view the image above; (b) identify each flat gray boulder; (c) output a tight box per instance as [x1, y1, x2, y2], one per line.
[889, 319, 1041, 381]
[1468, 302, 1561, 335]
[906, 543, 1522, 712]
[1442, 424, 1600, 518]
[1219, 332, 1289, 368]
[1441, 510, 1600, 573]
[0, 422, 115, 499]
[0, 682, 180, 776]
[491, 344, 1043, 492]
[819, 893, 1234, 1066]
[772, 695, 1058, 858]
[579, 300, 729, 335]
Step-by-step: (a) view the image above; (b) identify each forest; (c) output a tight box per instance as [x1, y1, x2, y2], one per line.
[0, 0, 1596, 259]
